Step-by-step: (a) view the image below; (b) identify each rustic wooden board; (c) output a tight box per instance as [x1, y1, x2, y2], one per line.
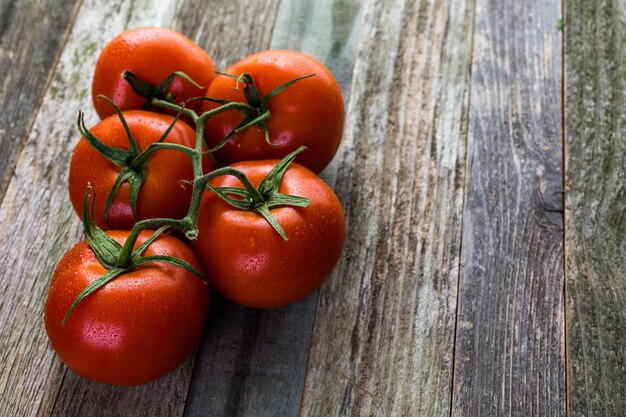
[0, 0, 80, 200]
[300, 0, 474, 415]
[171, 0, 279, 71]
[0, 0, 281, 416]
[565, 0, 626, 415]
[184, 294, 316, 417]
[183, 1, 362, 416]
[451, 0, 565, 415]
[12, 0, 626, 415]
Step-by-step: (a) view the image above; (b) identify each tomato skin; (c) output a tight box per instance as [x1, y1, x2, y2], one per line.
[44, 231, 209, 386]
[92, 27, 215, 119]
[68, 110, 211, 230]
[192, 161, 345, 308]
[202, 50, 345, 174]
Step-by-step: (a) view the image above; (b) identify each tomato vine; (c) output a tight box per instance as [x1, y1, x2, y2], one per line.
[46, 29, 347, 386]
[66, 70, 312, 322]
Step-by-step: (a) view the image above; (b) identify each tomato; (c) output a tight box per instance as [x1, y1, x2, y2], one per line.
[202, 50, 345, 174]
[192, 160, 345, 308]
[92, 27, 215, 119]
[44, 230, 209, 386]
[68, 110, 211, 230]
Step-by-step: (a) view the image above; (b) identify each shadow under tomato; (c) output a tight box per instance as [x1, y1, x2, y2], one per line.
[47, 352, 195, 416]
[183, 290, 318, 417]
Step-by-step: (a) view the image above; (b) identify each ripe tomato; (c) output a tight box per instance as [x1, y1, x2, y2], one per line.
[68, 110, 211, 230]
[202, 50, 345, 174]
[192, 160, 345, 308]
[44, 230, 209, 386]
[92, 27, 215, 119]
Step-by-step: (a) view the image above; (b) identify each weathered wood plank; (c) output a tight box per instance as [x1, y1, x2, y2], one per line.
[451, 0, 565, 415]
[171, 0, 279, 71]
[184, 1, 362, 416]
[565, 0, 626, 415]
[0, 0, 279, 416]
[184, 294, 316, 417]
[0, 0, 80, 201]
[300, 0, 474, 415]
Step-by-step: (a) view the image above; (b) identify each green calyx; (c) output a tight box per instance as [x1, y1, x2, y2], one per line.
[122, 70, 204, 110]
[78, 96, 188, 226]
[207, 146, 310, 240]
[204, 72, 315, 152]
[62, 188, 206, 325]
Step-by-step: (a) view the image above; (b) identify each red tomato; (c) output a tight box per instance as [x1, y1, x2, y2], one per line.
[202, 50, 345, 174]
[68, 110, 211, 230]
[44, 230, 209, 386]
[92, 27, 215, 119]
[192, 160, 345, 308]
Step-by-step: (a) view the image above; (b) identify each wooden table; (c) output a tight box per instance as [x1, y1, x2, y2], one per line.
[1, 0, 624, 416]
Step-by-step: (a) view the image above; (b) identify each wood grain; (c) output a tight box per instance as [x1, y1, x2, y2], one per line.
[184, 294, 316, 417]
[565, 0, 626, 415]
[0, 0, 80, 201]
[171, 0, 280, 71]
[9, 0, 626, 415]
[300, 0, 474, 415]
[184, 1, 362, 415]
[451, 0, 565, 415]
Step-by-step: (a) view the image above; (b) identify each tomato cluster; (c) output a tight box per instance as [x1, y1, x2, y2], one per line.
[44, 27, 346, 386]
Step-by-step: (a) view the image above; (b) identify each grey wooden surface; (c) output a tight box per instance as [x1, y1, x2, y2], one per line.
[0, 0, 624, 416]
[301, 0, 472, 415]
[565, 0, 626, 415]
[0, 0, 80, 198]
[452, 0, 565, 415]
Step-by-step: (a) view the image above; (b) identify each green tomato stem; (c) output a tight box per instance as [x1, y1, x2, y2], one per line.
[149, 98, 199, 121]
[116, 218, 187, 268]
[119, 72, 313, 255]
